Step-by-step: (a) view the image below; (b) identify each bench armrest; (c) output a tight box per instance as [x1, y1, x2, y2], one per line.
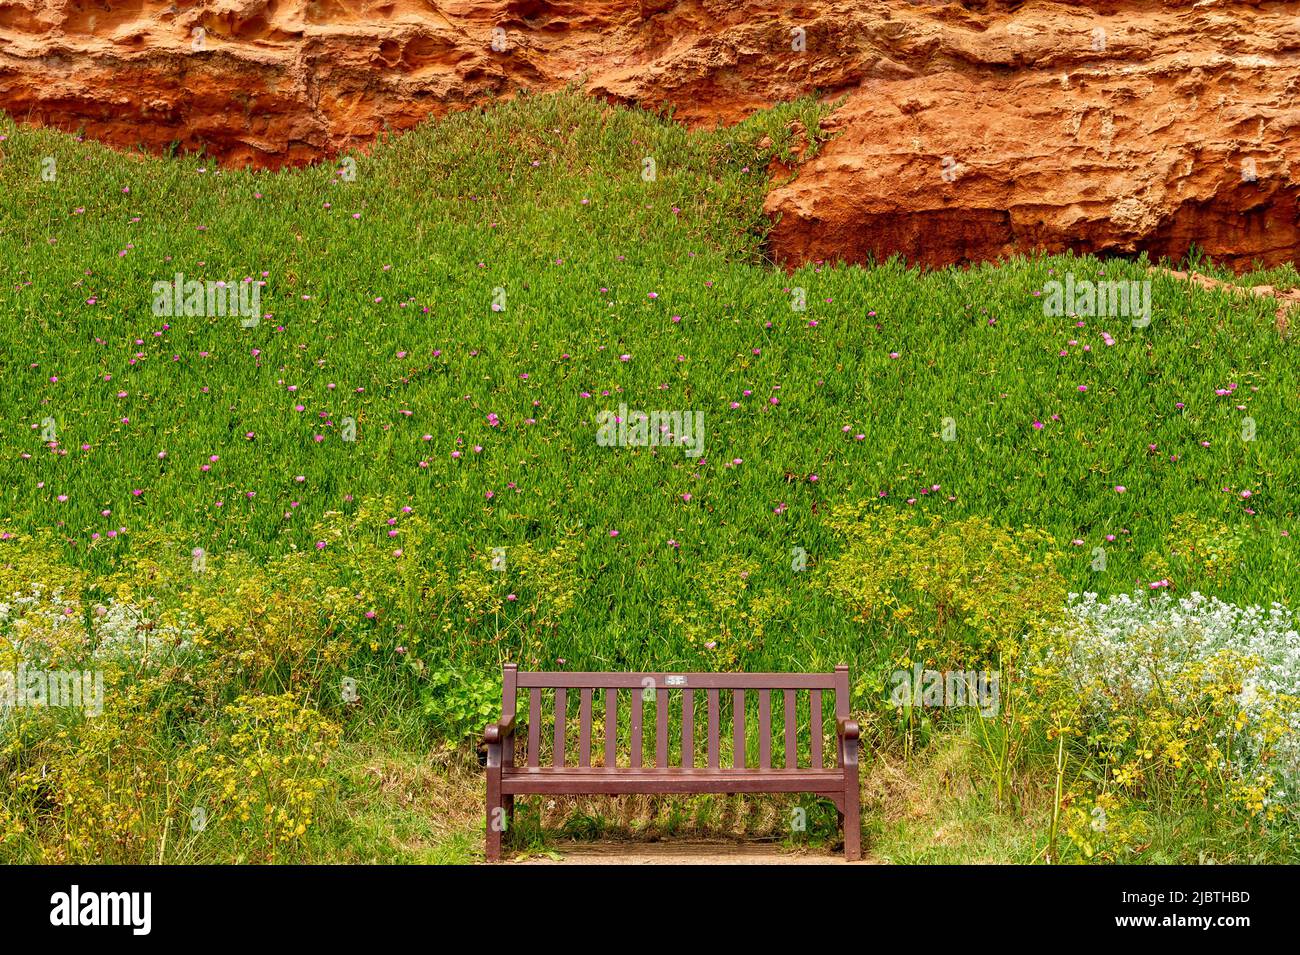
[836, 717, 860, 741]
[484, 714, 516, 745]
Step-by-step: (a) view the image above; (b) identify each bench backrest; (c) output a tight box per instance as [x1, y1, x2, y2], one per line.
[501, 664, 850, 770]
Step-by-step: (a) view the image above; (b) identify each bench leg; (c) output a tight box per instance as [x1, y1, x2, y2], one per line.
[486, 766, 504, 863]
[843, 743, 862, 862]
[843, 787, 861, 862]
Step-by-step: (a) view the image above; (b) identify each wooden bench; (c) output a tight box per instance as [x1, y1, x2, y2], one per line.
[484, 663, 861, 861]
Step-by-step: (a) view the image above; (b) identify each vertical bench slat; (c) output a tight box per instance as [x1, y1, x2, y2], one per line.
[682, 689, 694, 768]
[810, 689, 823, 768]
[656, 686, 669, 768]
[834, 665, 850, 769]
[733, 689, 745, 769]
[527, 688, 541, 767]
[785, 689, 797, 769]
[631, 689, 643, 768]
[758, 689, 772, 769]
[579, 688, 592, 768]
[707, 689, 720, 768]
[502, 664, 518, 768]
[553, 687, 567, 768]
[604, 688, 617, 769]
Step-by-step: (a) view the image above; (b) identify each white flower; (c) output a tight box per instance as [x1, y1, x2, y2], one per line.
[1060, 590, 1300, 798]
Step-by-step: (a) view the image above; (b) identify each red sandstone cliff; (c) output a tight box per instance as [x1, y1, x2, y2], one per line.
[1, 0, 1297, 269]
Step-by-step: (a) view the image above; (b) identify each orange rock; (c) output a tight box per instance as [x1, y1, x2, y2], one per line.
[2, 1, 1297, 269]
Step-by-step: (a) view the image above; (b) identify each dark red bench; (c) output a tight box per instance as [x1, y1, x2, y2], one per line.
[484, 663, 861, 861]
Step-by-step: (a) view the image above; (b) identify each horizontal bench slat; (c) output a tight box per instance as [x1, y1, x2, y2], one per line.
[504, 767, 842, 776]
[501, 768, 842, 797]
[516, 672, 838, 689]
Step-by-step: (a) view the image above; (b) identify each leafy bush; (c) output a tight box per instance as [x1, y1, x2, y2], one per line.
[420, 664, 500, 742]
[1060, 591, 1300, 815]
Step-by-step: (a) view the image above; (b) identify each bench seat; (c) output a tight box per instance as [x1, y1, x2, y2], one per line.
[502, 766, 845, 796]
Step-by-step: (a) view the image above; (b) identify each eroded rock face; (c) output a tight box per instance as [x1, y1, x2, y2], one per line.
[761, 2, 1300, 271]
[2, 0, 1297, 269]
